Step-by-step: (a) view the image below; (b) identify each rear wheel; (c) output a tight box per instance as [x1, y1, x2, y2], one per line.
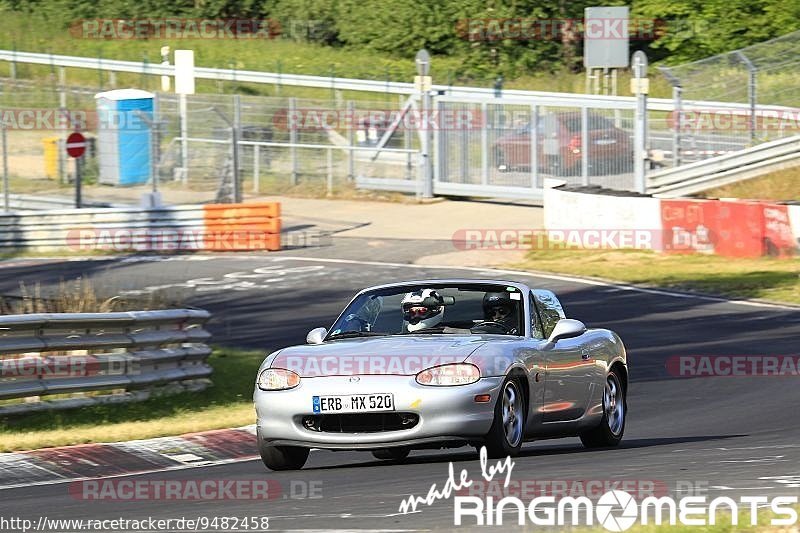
[371, 448, 410, 463]
[580, 369, 626, 448]
[258, 437, 309, 471]
[481, 377, 526, 459]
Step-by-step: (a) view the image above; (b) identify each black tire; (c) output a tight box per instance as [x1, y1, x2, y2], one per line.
[259, 444, 309, 471]
[371, 448, 410, 462]
[580, 369, 626, 448]
[481, 377, 526, 459]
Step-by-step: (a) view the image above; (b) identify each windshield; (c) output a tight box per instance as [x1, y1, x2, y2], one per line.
[328, 283, 525, 338]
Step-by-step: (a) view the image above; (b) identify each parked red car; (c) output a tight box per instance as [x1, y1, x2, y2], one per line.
[493, 111, 633, 176]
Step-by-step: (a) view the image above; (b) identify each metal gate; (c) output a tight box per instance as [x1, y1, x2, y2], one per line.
[433, 95, 638, 201]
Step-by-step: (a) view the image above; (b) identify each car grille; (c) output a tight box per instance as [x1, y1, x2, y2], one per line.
[302, 413, 419, 433]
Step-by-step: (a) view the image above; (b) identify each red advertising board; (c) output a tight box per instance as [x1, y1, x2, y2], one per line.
[762, 204, 796, 257]
[660, 199, 765, 258]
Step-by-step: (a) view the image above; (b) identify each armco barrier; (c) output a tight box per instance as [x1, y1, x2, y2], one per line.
[0, 309, 212, 414]
[545, 182, 798, 257]
[0, 201, 281, 252]
[647, 135, 800, 197]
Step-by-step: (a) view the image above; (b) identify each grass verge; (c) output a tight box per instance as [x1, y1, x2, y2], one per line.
[0, 347, 262, 452]
[703, 166, 800, 201]
[0, 11, 674, 99]
[513, 248, 800, 304]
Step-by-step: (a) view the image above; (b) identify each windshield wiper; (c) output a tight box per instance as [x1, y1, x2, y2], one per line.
[326, 331, 386, 340]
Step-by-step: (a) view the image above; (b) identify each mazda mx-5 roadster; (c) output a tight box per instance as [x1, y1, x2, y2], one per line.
[254, 279, 628, 470]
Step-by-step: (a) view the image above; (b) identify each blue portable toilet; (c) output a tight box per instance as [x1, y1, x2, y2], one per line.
[95, 89, 154, 186]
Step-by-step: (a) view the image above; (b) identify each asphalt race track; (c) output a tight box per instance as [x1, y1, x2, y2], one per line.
[1, 248, 799, 530]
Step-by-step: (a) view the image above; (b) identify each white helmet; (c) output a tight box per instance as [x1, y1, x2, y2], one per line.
[402, 289, 445, 332]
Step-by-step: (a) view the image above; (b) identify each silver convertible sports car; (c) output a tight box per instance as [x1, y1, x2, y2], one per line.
[254, 279, 628, 470]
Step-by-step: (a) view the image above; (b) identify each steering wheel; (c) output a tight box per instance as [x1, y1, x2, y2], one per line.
[471, 320, 512, 334]
[344, 314, 371, 331]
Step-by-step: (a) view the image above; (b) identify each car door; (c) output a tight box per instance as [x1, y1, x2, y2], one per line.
[532, 290, 593, 423]
[522, 293, 548, 429]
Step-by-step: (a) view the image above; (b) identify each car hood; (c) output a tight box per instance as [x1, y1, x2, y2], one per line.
[271, 335, 488, 377]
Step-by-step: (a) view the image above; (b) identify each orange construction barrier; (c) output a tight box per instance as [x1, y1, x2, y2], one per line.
[202, 202, 281, 251]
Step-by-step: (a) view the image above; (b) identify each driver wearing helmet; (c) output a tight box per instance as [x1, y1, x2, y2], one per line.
[481, 292, 520, 334]
[401, 289, 445, 332]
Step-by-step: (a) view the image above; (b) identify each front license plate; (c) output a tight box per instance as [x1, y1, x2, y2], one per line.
[312, 394, 395, 414]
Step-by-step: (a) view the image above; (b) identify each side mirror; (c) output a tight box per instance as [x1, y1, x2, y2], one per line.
[306, 327, 328, 345]
[547, 319, 586, 344]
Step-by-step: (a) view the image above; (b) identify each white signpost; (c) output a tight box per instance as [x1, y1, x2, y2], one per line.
[632, 50, 649, 193]
[415, 49, 433, 199]
[175, 50, 195, 184]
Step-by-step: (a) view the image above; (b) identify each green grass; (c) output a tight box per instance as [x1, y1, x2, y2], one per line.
[703, 166, 800, 201]
[0, 10, 675, 100]
[0, 347, 263, 451]
[514, 248, 800, 304]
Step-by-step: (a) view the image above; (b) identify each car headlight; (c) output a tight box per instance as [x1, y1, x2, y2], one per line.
[257, 368, 301, 391]
[416, 363, 480, 386]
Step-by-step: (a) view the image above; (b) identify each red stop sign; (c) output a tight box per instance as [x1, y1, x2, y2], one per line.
[66, 132, 86, 158]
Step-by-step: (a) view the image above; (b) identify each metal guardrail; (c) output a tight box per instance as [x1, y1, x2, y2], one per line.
[0, 49, 789, 114]
[0, 309, 212, 414]
[647, 135, 800, 197]
[354, 177, 544, 201]
[5, 194, 119, 211]
[0, 205, 210, 251]
[0, 202, 282, 252]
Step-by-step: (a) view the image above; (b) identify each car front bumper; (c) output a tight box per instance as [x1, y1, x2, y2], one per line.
[254, 375, 503, 449]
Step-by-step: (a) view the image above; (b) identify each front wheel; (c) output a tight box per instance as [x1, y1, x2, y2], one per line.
[259, 443, 309, 471]
[481, 377, 526, 459]
[580, 369, 626, 448]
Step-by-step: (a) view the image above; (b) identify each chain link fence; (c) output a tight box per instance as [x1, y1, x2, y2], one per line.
[436, 98, 637, 192]
[6, 38, 795, 206]
[659, 30, 800, 165]
[0, 81, 421, 206]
